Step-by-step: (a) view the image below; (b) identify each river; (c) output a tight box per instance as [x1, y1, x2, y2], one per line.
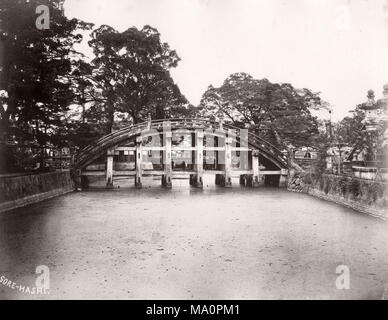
[1, 175, 388, 299]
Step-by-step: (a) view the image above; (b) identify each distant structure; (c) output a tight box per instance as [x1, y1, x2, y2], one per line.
[361, 88, 387, 131]
[345, 85, 388, 180]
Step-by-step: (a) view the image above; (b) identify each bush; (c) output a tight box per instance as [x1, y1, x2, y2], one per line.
[349, 179, 361, 197]
[369, 181, 385, 202]
[338, 176, 348, 196]
[302, 172, 313, 185]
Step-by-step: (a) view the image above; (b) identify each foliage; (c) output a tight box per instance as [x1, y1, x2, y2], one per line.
[333, 94, 388, 164]
[369, 180, 385, 202]
[334, 105, 365, 146]
[0, 0, 92, 171]
[0, 1, 190, 171]
[348, 178, 361, 197]
[87, 24, 188, 133]
[197, 72, 324, 149]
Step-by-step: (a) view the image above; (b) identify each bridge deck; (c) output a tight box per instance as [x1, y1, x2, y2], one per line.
[81, 170, 284, 176]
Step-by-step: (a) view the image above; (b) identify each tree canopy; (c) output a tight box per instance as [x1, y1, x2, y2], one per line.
[0, 1, 360, 173]
[0, 0, 92, 170]
[87, 24, 188, 134]
[197, 72, 324, 149]
[0, 1, 189, 171]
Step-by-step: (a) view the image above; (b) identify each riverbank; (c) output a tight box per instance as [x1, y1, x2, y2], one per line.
[288, 172, 388, 220]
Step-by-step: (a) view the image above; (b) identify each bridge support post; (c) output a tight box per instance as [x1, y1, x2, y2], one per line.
[279, 169, 288, 188]
[106, 148, 114, 188]
[221, 136, 232, 187]
[73, 169, 83, 190]
[239, 175, 246, 186]
[215, 174, 223, 186]
[247, 150, 260, 187]
[81, 175, 89, 189]
[162, 125, 172, 188]
[191, 130, 203, 188]
[135, 136, 143, 188]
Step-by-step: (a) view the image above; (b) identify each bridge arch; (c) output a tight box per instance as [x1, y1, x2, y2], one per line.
[74, 118, 289, 189]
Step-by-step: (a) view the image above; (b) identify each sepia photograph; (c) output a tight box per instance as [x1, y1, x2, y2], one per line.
[0, 0, 388, 308]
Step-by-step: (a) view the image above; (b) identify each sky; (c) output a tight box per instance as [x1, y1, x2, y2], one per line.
[64, 0, 388, 121]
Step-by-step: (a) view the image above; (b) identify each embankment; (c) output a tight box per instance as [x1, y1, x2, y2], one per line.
[0, 171, 74, 213]
[288, 172, 388, 219]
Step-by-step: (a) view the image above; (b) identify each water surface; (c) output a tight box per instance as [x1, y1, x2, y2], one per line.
[1, 175, 387, 299]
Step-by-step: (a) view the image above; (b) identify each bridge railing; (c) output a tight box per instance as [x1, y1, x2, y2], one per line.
[75, 118, 288, 169]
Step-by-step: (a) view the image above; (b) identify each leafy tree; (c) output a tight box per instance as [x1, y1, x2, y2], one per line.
[68, 59, 98, 123]
[88, 24, 187, 133]
[334, 90, 388, 164]
[0, 0, 91, 171]
[197, 72, 324, 149]
[334, 106, 365, 146]
[61, 58, 108, 150]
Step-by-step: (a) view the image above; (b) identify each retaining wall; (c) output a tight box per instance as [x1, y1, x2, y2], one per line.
[288, 172, 388, 220]
[0, 171, 74, 213]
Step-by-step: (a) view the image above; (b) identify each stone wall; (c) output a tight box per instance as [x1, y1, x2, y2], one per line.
[288, 171, 388, 219]
[0, 171, 74, 213]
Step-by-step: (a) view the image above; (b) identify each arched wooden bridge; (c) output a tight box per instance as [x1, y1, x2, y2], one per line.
[74, 118, 289, 189]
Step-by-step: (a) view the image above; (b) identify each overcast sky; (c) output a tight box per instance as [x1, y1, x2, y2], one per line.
[65, 0, 388, 120]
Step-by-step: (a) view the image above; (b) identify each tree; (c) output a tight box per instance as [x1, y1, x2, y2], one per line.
[88, 24, 187, 134]
[0, 0, 92, 171]
[197, 72, 324, 149]
[334, 91, 388, 164]
[334, 106, 365, 146]
[61, 58, 108, 150]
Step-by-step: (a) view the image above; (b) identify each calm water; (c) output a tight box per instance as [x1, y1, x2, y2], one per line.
[1, 175, 388, 299]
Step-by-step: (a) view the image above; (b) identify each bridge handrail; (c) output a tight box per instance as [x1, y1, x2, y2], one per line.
[75, 118, 288, 169]
[78, 118, 283, 156]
